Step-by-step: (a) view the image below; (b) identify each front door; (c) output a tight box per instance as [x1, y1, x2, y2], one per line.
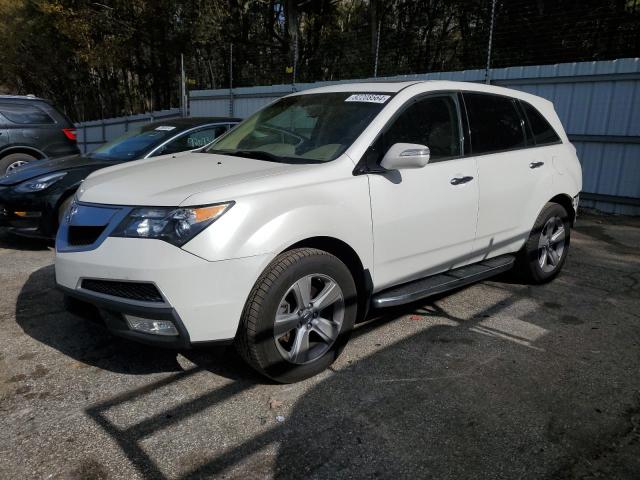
[368, 93, 479, 290]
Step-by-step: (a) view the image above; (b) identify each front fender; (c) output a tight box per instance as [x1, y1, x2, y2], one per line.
[181, 175, 374, 271]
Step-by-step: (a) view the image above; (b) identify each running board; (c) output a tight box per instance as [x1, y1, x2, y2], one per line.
[371, 255, 516, 308]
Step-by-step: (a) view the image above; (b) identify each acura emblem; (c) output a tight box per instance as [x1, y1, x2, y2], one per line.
[65, 201, 78, 224]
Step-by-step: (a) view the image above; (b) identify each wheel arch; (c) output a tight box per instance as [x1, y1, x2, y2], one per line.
[284, 236, 372, 322]
[548, 193, 576, 226]
[0, 145, 47, 160]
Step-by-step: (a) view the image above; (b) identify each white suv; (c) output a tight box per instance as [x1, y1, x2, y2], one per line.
[55, 81, 582, 382]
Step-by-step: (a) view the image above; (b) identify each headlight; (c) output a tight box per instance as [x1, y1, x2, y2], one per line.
[111, 202, 234, 246]
[14, 172, 67, 193]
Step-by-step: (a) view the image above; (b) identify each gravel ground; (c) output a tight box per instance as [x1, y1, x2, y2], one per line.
[0, 212, 639, 480]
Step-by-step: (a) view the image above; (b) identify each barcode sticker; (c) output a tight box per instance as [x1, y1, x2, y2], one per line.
[345, 94, 391, 104]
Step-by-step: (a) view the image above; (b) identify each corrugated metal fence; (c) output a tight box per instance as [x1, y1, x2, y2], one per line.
[189, 58, 640, 215]
[75, 108, 181, 154]
[75, 59, 639, 215]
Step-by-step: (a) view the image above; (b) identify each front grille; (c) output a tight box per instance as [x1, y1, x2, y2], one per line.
[81, 279, 164, 303]
[68, 225, 106, 246]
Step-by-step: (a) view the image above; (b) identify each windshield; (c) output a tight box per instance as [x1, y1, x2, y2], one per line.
[89, 125, 178, 161]
[206, 92, 391, 163]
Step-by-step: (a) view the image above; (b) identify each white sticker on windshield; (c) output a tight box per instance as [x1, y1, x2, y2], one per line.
[155, 126, 176, 131]
[345, 94, 391, 104]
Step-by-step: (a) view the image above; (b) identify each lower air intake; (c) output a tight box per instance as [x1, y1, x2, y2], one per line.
[68, 226, 106, 246]
[81, 279, 164, 303]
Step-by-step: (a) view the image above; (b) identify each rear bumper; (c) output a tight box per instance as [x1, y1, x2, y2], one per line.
[55, 237, 274, 344]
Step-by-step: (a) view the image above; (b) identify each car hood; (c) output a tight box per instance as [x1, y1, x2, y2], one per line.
[0, 154, 116, 186]
[77, 151, 314, 206]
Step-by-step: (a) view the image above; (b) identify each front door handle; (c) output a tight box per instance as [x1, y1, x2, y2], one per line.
[529, 161, 544, 169]
[450, 176, 474, 185]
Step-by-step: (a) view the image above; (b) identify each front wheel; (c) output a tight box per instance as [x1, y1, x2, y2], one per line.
[516, 202, 571, 283]
[235, 248, 357, 383]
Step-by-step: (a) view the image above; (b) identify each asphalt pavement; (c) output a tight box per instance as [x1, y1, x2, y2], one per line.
[0, 212, 639, 479]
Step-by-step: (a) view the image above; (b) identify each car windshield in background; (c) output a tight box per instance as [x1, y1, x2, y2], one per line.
[89, 126, 177, 161]
[206, 92, 391, 163]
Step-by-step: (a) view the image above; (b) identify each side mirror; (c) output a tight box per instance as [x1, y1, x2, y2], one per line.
[380, 143, 430, 170]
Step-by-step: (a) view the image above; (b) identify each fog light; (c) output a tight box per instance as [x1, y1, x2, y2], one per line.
[124, 315, 179, 336]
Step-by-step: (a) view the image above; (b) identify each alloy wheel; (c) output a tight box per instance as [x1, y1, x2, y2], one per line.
[5, 160, 28, 174]
[274, 273, 345, 365]
[537, 215, 566, 273]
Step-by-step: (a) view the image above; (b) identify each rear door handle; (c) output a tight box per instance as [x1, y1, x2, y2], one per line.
[450, 176, 474, 185]
[529, 161, 544, 169]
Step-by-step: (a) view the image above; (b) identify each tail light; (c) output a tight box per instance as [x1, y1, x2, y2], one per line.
[62, 128, 77, 141]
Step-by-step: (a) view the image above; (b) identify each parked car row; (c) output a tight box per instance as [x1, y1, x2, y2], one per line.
[2, 82, 582, 383]
[0, 114, 239, 238]
[0, 95, 80, 174]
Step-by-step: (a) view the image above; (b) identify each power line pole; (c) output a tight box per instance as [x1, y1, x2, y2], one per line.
[292, 32, 298, 89]
[180, 53, 187, 117]
[485, 0, 497, 84]
[229, 44, 234, 117]
[374, 19, 381, 78]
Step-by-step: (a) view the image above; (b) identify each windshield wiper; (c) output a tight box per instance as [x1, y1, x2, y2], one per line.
[210, 149, 283, 163]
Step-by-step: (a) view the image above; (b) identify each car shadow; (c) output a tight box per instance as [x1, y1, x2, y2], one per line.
[0, 227, 52, 251]
[179, 282, 634, 480]
[15, 264, 261, 378]
[21, 260, 627, 479]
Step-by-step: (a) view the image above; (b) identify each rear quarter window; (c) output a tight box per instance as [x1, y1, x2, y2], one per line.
[521, 101, 561, 145]
[463, 93, 526, 155]
[0, 103, 55, 125]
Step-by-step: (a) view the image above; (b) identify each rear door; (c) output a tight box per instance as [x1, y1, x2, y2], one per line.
[368, 93, 479, 289]
[463, 92, 553, 260]
[0, 101, 61, 157]
[0, 112, 9, 152]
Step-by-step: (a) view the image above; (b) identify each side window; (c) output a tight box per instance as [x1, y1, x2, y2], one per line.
[185, 126, 227, 148]
[464, 93, 525, 154]
[0, 103, 55, 125]
[383, 95, 461, 161]
[521, 101, 561, 145]
[153, 126, 227, 156]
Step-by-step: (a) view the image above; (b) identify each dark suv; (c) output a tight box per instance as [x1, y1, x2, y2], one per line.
[0, 95, 80, 174]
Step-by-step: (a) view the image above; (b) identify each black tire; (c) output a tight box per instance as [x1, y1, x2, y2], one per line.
[0, 152, 37, 175]
[516, 202, 571, 284]
[236, 248, 357, 383]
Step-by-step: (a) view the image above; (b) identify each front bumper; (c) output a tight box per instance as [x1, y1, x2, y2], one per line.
[0, 187, 59, 238]
[59, 283, 196, 349]
[56, 237, 273, 346]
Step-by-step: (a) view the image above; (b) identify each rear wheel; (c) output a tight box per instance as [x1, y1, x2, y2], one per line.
[236, 248, 357, 383]
[516, 202, 571, 283]
[0, 153, 37, 175]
